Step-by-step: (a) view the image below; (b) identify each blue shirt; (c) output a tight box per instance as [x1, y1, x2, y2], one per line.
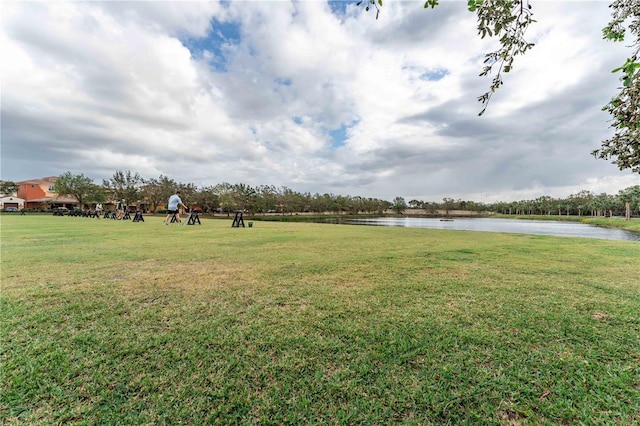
[168, 194, 182, 211]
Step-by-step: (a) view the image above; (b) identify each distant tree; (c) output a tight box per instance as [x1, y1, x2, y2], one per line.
[364, 196, 388, 214]
[408, 199, 423, 209]
[233, 183, 258, 213]
[391, 196, 407, 214]
[630, 185, 640, 216]
[141, 175, 177, 212]
[591, 193, 617, 217]
[193, 186, 221, 213]
[487, 201, 508, 214]
[569, 190, 594, 216]
[333, 194, 351, 215]
[215, 182, 236, 215]
[54, 172, 98, 209]
[618, 185, 640, 220]
[348, 195, 364, 214]
[441, 197, 457, 217]
[377, 198, 392, 214]
[309, 193, 334, 214]
[85, 184, 107, 206]
[420, 201, 437, 215]
[103, 170, 143, 206]
[360, 197, 377, 214]
[0, 181, 18, 196]
[534, 196, 554, 215]
[256, 185, 279, 214]
[354, 197, 364, 214]
[466, 200, 486, 214]
[308, 193, 325, 214]
[176, 183, 198, 208]
[276, 187, 305, 215]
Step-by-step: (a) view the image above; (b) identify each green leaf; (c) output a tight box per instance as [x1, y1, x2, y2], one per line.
[424, 0, 439, 9]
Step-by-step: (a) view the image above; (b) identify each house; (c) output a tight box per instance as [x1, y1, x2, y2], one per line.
[16, 176, 78, 209]
[0, 196, 25, 210]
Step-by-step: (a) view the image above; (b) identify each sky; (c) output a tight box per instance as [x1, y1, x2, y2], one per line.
[2, 0, 639, 203]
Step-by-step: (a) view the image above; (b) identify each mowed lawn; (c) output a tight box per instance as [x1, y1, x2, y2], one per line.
[1, 214, 639, 425]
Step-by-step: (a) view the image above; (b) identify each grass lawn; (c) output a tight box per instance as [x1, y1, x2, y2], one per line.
[1, 214, 639, 425]
[492, 214, 640, 234]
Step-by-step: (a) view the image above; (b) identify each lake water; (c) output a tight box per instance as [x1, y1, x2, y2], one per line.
[342, 217, 640, 242]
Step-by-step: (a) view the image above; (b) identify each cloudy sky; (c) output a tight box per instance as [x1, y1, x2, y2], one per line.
[2, 0, 639, 203]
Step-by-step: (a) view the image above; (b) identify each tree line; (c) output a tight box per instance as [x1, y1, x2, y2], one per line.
[6, 171, 639, 220]
[404, 188, 640, 221]
[46, 171, 393, 216]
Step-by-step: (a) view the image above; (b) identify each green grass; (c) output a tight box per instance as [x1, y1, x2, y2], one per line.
[493, 214, 640, 233]
[582, 217, 640, 233]
[1, 215, 639, 425]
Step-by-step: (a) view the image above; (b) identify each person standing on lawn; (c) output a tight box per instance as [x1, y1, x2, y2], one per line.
[164, 190, 188, 225]
[116, 199, 125, 220]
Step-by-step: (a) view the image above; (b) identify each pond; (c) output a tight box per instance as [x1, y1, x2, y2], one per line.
[341, 217, 640, 242]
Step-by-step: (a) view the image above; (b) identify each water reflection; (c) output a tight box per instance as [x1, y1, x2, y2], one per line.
[339, 218, 640, 241]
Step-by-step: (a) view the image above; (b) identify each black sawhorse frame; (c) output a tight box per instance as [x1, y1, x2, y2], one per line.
[187, 211, 201, 225]
[231, 211, 245, 228]
[170, 212, 180, 224]
[132, 211, 144, 222]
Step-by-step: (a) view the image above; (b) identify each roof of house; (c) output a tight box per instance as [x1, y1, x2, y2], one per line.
[0, 196, 25, 202]
[15, 177, 58, 185]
